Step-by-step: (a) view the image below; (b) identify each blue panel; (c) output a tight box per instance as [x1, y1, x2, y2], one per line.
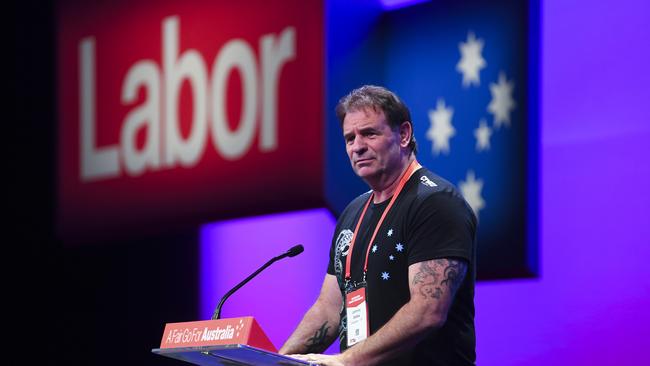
[325, 0, 539, 279]
[382, 0, 537, 278]
[325, 0, 385, 214]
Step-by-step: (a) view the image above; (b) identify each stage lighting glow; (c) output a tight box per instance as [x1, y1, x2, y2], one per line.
[378, 0, 430, 11]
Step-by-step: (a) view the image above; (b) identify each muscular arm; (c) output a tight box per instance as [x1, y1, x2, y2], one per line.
[279, 274, 342, 355]
[297, 258, 467, 366]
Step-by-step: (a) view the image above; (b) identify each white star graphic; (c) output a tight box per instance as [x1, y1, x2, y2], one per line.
[395, 243, 404, 252]
[387, 229, 393, 237]
[372, 244, 378, 253]
[459, 170, 486, 218]
[474, 119, 492, 152]
[456, 31, 486, 87]
[236, 319, 243, 337]
[487, 72, 516, 128]
[426, 99, 456, 155]
[389, 255, 395, 261]
[381, 272, 390, 280]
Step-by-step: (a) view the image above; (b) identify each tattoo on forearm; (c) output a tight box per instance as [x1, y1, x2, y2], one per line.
[305, 321, 330, 353]
[412, 259, 467, 299]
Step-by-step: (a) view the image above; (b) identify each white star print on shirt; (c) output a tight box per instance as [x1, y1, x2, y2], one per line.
[395, 243, 404, 252]
[381, 272, 390, 280]
[474, 119, 492, 152]
[389, 255, 395, 261]
[456, 31, 487, 87]
[372, 244, 378, 253]
[459, 170, 486, 218]
[387, 229, 393, 237]
[426, 99, 456, 155]
[488, 71, 516, 128]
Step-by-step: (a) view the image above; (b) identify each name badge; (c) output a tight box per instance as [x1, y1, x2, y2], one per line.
[345, 286, 369, 347]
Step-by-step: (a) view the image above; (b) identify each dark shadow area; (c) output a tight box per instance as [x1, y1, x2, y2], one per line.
[13, 1, 199, 364]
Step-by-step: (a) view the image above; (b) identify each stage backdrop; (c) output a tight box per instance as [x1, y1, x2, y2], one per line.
[57, 0, 537, 280]
[56, 0, 325, 244]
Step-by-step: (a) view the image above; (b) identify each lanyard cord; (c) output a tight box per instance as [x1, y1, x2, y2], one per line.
[344, 160, 421, 282]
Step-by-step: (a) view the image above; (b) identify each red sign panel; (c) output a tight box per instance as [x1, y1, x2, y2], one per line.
[159, 317, 276, 352]
[57, 0, 324, 243]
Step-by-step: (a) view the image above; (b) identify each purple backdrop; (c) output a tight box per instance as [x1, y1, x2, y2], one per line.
[200, 208, 339, 354]
[200, 0, 650, 363]
[475, 0, 650, 363]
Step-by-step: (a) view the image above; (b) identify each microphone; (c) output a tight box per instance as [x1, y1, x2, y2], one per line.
[286, 244, 304, 257]
[211, 244, 304, 320]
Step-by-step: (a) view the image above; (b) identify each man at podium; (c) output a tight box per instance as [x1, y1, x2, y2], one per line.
[280, 86, 477, 366]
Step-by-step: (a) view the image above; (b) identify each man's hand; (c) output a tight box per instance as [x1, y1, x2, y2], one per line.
[288, 353, 346, 366]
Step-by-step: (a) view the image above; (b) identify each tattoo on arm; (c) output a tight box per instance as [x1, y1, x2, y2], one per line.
[412, 259, 467, 300]
[304, 321, 330, 353]
[441, 260, 464, 294]
[412, 260, 440, 285]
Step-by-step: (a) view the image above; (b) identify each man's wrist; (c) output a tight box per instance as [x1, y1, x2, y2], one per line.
[338, 347, 360, 366]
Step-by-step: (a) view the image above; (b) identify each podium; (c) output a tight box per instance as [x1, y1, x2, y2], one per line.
[152, 317, 309, 365]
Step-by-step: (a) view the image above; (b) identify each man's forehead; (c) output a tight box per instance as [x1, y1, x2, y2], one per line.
[342, 107, 387, 130]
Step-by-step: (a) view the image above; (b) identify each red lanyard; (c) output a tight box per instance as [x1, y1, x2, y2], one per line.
[344, 160, 421, 282]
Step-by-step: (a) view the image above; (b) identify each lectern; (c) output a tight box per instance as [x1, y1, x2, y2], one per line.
[152, 316, 309, 365]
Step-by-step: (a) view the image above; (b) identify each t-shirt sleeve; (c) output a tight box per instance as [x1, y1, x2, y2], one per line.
[406, 191, 476, 265]
[327, 218, 345, 276]
[327, 232, 336, 275]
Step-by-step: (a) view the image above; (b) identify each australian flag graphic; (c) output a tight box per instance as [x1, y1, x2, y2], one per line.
[326, 0, 539, 280]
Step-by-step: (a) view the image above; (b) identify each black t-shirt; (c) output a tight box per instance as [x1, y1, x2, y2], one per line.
[327, 167, 477, 366]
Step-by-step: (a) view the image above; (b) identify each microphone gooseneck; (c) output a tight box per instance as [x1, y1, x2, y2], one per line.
[211, 244, 304, 320]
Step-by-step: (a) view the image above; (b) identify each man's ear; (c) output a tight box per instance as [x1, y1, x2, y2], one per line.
[399, 121, 413, 148]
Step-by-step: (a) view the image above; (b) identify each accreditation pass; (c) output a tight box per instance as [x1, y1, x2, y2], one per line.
[345, 287, 369, 347]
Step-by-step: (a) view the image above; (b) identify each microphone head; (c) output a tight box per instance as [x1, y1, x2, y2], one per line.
[287, 244, 304, 257]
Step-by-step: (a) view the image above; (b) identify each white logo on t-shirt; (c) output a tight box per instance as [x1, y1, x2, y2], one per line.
[334, 229, 353, 277]
[420, 176, 437, 187]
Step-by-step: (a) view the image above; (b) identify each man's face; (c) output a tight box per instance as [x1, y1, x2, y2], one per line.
[342, 108, 403, 182]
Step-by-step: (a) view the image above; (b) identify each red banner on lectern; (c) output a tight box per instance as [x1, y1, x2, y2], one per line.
[160, 317, 276, 352]
[56, 0, 324, 244]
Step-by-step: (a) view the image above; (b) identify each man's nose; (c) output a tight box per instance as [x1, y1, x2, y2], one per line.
[350, 136, 367, 154]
